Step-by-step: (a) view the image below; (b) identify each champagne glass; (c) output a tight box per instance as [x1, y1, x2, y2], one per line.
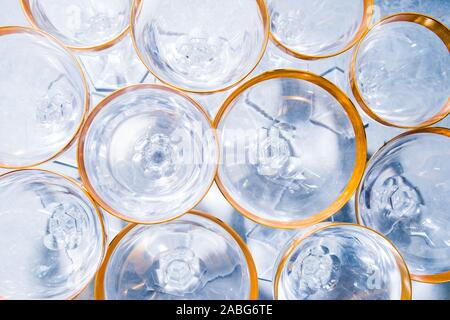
[78, 84, 218, 224]
[130, 0, 269, 93]
[21, 0, 132, 51]
[273, 223, 411, 300]
[0, 26, 88, 169]
[215, 69, 367, 229]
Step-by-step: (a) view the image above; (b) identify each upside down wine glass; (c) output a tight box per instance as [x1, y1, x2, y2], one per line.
[357, 128, 450, 283]
[78, 84, 218, 224]
[273, 223, 412, 300]
[94, 211, 258, 300]
[0, 169, 105, 300]
[21, 0, 133, 50]
[351, 13, 450, 128]
[130, 0, 269, 93]
[215, 69, 367, 229]
[0, 26, 88, 169]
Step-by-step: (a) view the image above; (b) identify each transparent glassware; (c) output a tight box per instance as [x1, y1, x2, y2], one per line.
[21, 0, 132, 51]
[0, 169, 105, 300]
[77, 35, 151, 92]
[215, 69, 367, 229]
[267, 0, 374, 60]
[94, 211, 258, 300]
[0, 26, 88, 169]
[130, 0, 269, 93]
[351, 13, 450, 129]
[273, 223, 412, 300]
[376, 0, 450, 26]
[78, 84, 218, 224]
[357, 127, 450, 283]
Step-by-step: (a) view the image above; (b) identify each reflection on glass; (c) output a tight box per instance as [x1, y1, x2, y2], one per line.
[357, 128, 450, 283]
[21, 0, 132, 50]
[95, 212, 258, 300]
[351, 13, 450, 128]
[215, 70, 366, 228]
[0, 170, 104, 300]
[131, 0, 269, 93]
[0, 27, 87, 169]
[78, 84, 218, 224]
[274, 223, 411, 300]
[268, 0, 373, 59]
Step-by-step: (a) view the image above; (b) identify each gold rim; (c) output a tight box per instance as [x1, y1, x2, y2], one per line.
[94, 210, 259, 300]
[20, 0, 131, 52]
[214, 69, 367, 229]
[269, 0, 374, 60]
[273, 222, 412, 300]
[130, 0, 270, 94]
[0, 26, 90, 170]
[77, 83, 219, 225]
[350, 12, 450, 129]
[356, 127, 450, 283]
[0, 168, 107, 301]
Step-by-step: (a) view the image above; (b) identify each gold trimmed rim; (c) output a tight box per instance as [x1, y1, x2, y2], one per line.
[0, 168, 107, 301]
[355, 127, 450, 283]
[273, 222, 412, 300]
[77, 83, 219, 225]
[129, 0, 270, 94]
[269, 0, 374, 60]
[214, 69, 368, 229]
[350, 12, 450, 129]
[0, 26, 90, 170]
[20, 0, 131, 52]
[94, 210, 259, 300]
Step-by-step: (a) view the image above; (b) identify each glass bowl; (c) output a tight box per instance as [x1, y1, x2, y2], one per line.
[357, 127, 450, 283]
[78, 84, 218, 224]
[351, 13, 450, 129]
[0, 169, 105, 300]
[268, 0, 374, 60]
[0, 26, 88, 169]
[21, 0, 133, 51]
[273, 223, 411, 300]
[130, 0, 269, 93]
[214, 69, 367, 229]
[94, 211, 258, 300]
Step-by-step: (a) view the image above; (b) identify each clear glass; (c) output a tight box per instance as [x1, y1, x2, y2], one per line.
[102, 213, 253, 300]
[358, 130, 450, 277]
[0, 170, 104, 300]
[355, 21, 449, 127]
[0, 27, 87, 168]
[80, 85, 218, 224]
[275, 224, 407, 300]
[24, 0, 132, 48]
[246, 224, 296, 280]
[131, 0, 268, 92]
[217, 74, 361, 226]
[268, 0, 367, 57]
[0, 0, 30, 26]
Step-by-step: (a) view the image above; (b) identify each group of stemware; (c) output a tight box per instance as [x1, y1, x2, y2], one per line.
[0, 0, 448, 300]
